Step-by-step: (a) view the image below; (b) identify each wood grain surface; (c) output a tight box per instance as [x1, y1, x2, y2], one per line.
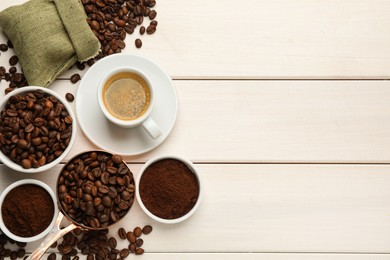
[0, 0, 389, 259]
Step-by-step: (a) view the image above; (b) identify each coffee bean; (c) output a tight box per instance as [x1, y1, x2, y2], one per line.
[9, 56, 18, 66]
[135, 248, 144, 255]
[139, 26, 145, 35]
[48, 253, 56, 260]
[118, 228, 127, 240]
[70, 74, 81, 84]
[119, 249, 129, 258]
[150, 20, 158, 27]
[21, 159, 32, 169]
[108, 237, 117, 249]
[148, 10, 157, 20]
[9, 67, 16, 74]
[0, 66, 6, 77]
[142, 225, 153, 234]
[126, 232, 136, 243]
[135, 38, 142, 48]
[133, 227, 142, 237]
[128, 243, 136, 253]
[6, 40, 13, 49]
[66, 93, 74, 102]
[146, 25, 156, 34]
[0, 44, 8, 52]
[136, 238, 143, 247]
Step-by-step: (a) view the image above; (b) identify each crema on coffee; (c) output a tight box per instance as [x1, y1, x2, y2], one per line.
[102, 72, 151, 120]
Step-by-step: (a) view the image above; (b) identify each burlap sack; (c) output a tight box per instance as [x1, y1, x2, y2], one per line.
[0, 0, 100, 87]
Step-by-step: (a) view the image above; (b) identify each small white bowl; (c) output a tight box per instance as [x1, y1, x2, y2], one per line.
[0, 179, 59, 242]
[0, 86, 77, 173]
[136, 154, 202, 224]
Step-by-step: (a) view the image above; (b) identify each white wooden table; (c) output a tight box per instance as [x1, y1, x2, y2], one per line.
[1, 0, 390, 259]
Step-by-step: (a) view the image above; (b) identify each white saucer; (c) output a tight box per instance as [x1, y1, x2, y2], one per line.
[76, 54, 178, 156]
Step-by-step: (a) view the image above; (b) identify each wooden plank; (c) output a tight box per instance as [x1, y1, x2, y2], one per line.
[1, 0, 390, 79]
[38, 80, 390, 163]
[2, 164, 390, 253]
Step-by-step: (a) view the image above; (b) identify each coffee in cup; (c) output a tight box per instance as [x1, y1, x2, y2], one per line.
[98, 67, 162, 139]
[102, 71, 151, 121]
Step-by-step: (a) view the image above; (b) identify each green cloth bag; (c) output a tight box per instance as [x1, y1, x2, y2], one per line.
[0, 0, 100, 87]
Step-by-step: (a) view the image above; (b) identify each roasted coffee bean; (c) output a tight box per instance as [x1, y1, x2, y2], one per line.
[0, 66, 6, 77]
[139, 26, 145, 35]
[111, 154, 122, 164]
[9, 67, 16, 74]
[9, 56, 18, 66]
[119, 249, 129, 258]
[135, 248, 144, 255]
[7, 40, 13, 49]
[142, 225, 153, 235]
[48, 253, 56, 260]
[70, 74, 81, 84]
[128, 243, 136, 253]
[0, 44, 8, 52]
[126, 232, 136, 243]
[148, 10, 157, 19]
[146, 25, 156, 34]
[136, 238, 143, 247]
[150, 20, 158, 26]
[135, 38, 142, 48]
[118, 228, 127, 240]
[133, 227, 142, 237]
[66, 93, 74, 102]
[108, 237, 117, 249]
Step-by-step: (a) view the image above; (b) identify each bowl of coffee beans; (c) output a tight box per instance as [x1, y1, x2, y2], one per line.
[0, 87, 76, 173]
[57, 151, 135, 229]
[136, 154, 202, 224]
[0, 179, 58, 242]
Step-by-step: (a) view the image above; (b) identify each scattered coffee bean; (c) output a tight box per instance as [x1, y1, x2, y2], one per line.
[119, 249, 129, 258]
[118, 228, 126, 239]
[70, 74, 81, 84]
[9, 67, 16, 74]
[142, 225, 153, 235]
[81, 0, 158, 59]
[135, 38, 142, 48]
[48, 253, 56, 260]
[7, 40, 13, 49]
[149, 10, 157, 20]
[9, 56, 18, 66]
[65, 93, 74, 102]
[140, 26, 145, 35]
[133, 227, 142, 237]
[135, 238, 143, 247]
[135, 248, 144, 255]
[126, 232, 136, 243]
[76, 62, 85, 70]
[146, 25, 156, 34]
[0, 44, 8, 52]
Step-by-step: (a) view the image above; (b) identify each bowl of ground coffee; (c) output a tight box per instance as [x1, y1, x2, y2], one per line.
[136, 154, 202, 224]
[0, 179, 58, 242]
[0, 86, 76, 173]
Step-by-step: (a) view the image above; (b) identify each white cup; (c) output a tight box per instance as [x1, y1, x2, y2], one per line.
[97, 67, 162, 139]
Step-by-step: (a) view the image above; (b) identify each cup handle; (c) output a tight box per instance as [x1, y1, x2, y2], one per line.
[142, 117, 162, 139]
[27, 212, 78, 260]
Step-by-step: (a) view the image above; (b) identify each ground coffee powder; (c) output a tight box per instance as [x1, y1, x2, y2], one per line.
[139, 159, 199, 219]
[2, 184, 54, 237]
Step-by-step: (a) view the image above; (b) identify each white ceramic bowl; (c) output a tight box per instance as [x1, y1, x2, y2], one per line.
[0, 179, 59, 242]
[0, 86, 77, 173]
[136, 154, 202, 224]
